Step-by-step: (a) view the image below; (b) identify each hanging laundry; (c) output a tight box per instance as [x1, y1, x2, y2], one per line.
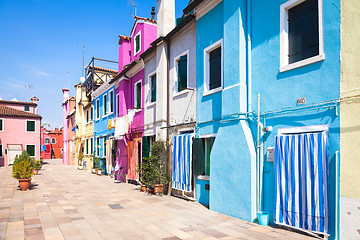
[107, 119, 112, 130]
[128, 109, 136, 124]
[106, 138, 114, 175]
[114, 117, 126, 139]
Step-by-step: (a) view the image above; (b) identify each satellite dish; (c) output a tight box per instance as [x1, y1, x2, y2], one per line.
[80, 77, 85, 83]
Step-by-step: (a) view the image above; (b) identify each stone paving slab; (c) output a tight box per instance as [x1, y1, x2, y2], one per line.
[0, 159, 318, 240]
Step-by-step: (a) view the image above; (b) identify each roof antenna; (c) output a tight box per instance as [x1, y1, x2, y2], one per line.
[129, 0, 137, 16]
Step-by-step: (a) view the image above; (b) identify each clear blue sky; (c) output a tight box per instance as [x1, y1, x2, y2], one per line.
[0, 0, 189, 128]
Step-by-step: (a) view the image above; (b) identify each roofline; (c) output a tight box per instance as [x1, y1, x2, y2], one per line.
[0, 100, 37, 106]
[183, 0, 204, 15]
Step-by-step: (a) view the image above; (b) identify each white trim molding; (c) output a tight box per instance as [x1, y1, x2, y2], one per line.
[134, 79, 142, 109]
[147, 70, 157, 106]
[278, 124, 329, 135]
[203, 39, 223, 96]
[280, 0, 324, 72]
[134, 30, 142, 56]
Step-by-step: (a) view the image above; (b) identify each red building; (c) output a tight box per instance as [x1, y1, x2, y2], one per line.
[40, 127, 63, 159]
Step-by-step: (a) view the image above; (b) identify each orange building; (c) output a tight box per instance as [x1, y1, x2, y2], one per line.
[47, 128, 63, 159]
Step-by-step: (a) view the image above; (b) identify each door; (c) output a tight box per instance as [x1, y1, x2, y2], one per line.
[7, 144, 22, 165]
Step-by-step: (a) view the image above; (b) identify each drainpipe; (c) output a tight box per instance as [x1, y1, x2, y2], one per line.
[166, 38, 171, 177]
[335, 150, 340, 240]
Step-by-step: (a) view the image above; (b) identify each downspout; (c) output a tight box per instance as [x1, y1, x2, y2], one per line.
[335, 150, 340, 240]
[166, 39, 171, 178]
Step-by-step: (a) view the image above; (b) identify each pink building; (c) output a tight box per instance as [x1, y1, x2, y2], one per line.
[110, 16, 157, 181]
[0, 97, 41, 166]
[62, 89, 76, 165]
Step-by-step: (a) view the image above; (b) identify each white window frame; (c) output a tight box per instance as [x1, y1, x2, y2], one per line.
[85, 138, 89, 155]
[134, 30, 142, 56]
[90, 107, 94, 121]
[45, 137, 50, 144]
[96, 99, 100, 120]
[96, 137, 100, 157]
[51, 138, 56, 144]
[103, 137, 107, 157]
[134, 79, 142, 109]
[103, 94, 108, 117]
[90, 137, 94, 155]
[173, 50, 190, 97]
[25, 120, 36, 132]
[280, 0, 324, 72]
[0, 144, 3, 157]
[109, 90, 114, 114]
[25, 144, 36, 157]
[0, 118, 4, 132]
[203, 39, 223, 96]
[147, 71, 157, 107]
[116, 93, 120, 117]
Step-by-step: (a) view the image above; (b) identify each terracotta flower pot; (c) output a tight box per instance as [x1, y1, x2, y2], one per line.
[140, 185, 147, 192]
[154, 184, 163, 194]
[18, 178, 31, 191]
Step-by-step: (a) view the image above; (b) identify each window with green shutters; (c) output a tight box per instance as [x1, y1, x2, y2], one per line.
[0, 119, 3, 131]
[288, 0, 319, 64]
[96, 100, 100, 119]
[26, 120, 35, 132]
[90, 138, 93, 154]
[0, 145, 2, 157]
[135, 33, 141, 53]
[135, 81, 141, 108]
[26, 145, 35, 157]
[24, 106, 30, 111]
[110, 91, 114, 113]
[45, 138, 50, 144]
[103, 94, 108, 116]
[151, 75, 156, 102]
[86, 110, 89, 122]
[209, 47, 221, 90]
[90, 107, 93, 121]
[177, 55, 187, 92]
[86, 139, 89, 155]
[192, 137, 214, 176]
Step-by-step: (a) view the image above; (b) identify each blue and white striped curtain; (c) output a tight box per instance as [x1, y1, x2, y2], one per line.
[172, 133, 194, 192]
[274, 131, 329, 234]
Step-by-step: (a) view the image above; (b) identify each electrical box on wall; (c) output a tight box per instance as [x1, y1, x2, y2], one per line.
[267, 147, 274, 162]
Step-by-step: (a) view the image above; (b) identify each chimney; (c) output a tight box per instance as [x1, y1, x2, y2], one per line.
[31, 96, 39, 114]
[151, 7, 156, 20]
[157, 0, 175, 37]
[62, 88, 70, 104]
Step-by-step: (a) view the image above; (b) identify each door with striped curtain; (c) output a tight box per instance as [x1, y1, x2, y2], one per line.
[274, 128, 329, 235]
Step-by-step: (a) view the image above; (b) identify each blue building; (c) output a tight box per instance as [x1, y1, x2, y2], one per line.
[92, 82, 116, 173]
[190, 0, 340, 239]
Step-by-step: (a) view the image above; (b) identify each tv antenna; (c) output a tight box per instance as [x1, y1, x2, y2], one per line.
[129, 0, 137, 16]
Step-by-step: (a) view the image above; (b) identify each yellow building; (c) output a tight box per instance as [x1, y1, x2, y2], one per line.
[340, 1, 360, 239]
[74, 64, 118, 170]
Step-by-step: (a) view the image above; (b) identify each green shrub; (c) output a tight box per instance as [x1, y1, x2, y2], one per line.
[12, 160, 33, 179]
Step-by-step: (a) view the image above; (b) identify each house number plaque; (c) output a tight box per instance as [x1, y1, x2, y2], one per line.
[297, 97, 306, 105]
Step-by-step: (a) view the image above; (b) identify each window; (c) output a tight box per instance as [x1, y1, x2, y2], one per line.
[280, 0, 324, 72]
[86, 139, 89, 155]
[0, 145, 3, 157]
[204, 39, 223, 95]
[103, 137, 107, 157]
[26, 145, 35, 157]
[96, 137, 100, 157]
[134, 80, 142, 109]
[150, 74, 156, 103]
[0, 118, 3, 132]
[86, 109, 89, 123]
[109, 90, 114, 113]
[51, 138, 56, 144]
[90, 107, 93, 121]
[134, 31, 141, 55]
[192, 137, 215, 176]
[103, 94, 108, 116]
[90, 138, 93, 155]
[116, 94, 120, 117]
[26, 120, 35, 132]
[24, 106, 30, 111]
[96, 99, 100, 119]
[45, 138, 50, 144]
[175, 52, 188, 92]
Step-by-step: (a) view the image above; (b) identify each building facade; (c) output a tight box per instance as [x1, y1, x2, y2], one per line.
[0, 97, 41, 166]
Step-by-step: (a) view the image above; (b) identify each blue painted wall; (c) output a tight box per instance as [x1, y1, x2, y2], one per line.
[195, 179, 210, 206]
[251, 0, 340, 238]
[93, 86, 115, 159]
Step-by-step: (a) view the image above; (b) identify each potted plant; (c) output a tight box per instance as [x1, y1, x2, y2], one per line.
[33, 161, 41, 175]
[93, 157, 100, 174]
[12, 151, 33, 191]
[77, 153, 84, 170]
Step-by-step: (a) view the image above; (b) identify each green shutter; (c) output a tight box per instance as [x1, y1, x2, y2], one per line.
[209, 47, 221, 90]
[104, 95, 107, 115]
[45, 138, 49, 144]
[192, 138, 205, 175]
[135, 34, 140, 52]
[0, 119, 2, 131]
[91, 138, 93, 154]
[151, 75, 156, 102]
[24, 106, 30, 111]
[26, 145, 35, 157]
[142, 136, 150, 159]
[178, 55, 187, 92]
[0, 145, 2, 157]
[97, 101, 100, 118]
[110, 91, 114, 112]
[86, 139, 89, 155]
[136, 83, 141, 108]
[27, 121, 35, 132]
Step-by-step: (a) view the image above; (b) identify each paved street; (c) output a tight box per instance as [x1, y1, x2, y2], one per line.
[0, 159, 316, 240]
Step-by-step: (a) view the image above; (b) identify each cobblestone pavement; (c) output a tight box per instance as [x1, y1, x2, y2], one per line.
[0, 159, 317, 240]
